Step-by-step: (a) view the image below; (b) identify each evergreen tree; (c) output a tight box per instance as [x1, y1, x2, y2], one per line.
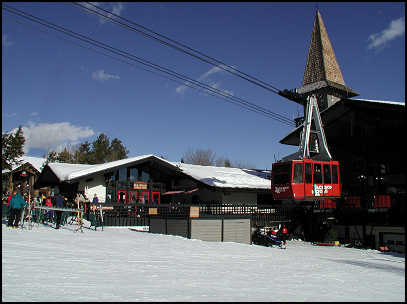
[91, 133, 110, 164]
[41, 133, 129, 166]
[107, 138, 128, 162]
[74, 141, 92, 164]
[57, 147, 75, 163]
[2, 125, 25, 171]
[41, 151, 59, 170]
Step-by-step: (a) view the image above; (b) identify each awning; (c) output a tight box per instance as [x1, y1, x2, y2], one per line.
[185, 188, 199, 194]
[161, 190, 185, 196]
[161, 188, 199, 195]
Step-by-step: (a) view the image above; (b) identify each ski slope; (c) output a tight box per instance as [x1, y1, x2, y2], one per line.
[2, 223, 405, 302]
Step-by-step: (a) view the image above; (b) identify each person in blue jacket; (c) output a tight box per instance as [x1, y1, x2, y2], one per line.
[8, 190, 28, 228]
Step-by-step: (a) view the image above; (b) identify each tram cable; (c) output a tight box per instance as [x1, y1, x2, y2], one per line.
[3, 4, 295, 126]
[72, 2, 282, 95]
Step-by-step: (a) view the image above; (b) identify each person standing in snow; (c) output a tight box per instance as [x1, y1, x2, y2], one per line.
[92, 193, 99, 204]
[280, 224, 288, 249]
[43, 195, 54, 223]
[55, 193, 65, 229]
[84, 193, 91, 221]
[8, 190, 28, 228]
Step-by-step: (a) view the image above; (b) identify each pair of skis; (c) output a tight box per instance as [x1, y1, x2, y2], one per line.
[19, 203, 34, 230]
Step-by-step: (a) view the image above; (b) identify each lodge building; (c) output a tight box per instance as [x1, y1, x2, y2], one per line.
[35, 154, 272, 205]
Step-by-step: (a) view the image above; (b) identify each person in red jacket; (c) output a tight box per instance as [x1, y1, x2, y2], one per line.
[43, 196, 53, 223]
[45, 196, 52, 207]
[281, 225, 288, 249]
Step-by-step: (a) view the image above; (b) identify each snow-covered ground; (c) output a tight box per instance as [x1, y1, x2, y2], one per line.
[2, 223, 405, 302]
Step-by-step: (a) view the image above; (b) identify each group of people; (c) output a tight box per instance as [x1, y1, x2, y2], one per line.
[5, 189, 100, 230]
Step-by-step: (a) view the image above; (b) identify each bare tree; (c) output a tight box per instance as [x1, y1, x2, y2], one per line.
[232, 160, 256, 169]
[182, 148, 217, 166]
[215, 156, 232, 167]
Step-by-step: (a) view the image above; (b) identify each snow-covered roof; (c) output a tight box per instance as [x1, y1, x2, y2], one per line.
[172, 162, 271, 189]
[2, 156, 47, 174]
[351, 98, 405, 106]
[47, 162, 97, 181]
[67, 154, 159, 181]
[45, 154, 270, 190]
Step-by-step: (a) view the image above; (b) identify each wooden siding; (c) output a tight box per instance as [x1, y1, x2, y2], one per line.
[190, 219, 222, 242]
[223, 219, 251, 244]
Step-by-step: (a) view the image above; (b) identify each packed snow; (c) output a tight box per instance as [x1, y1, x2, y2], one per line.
[2, 223, 405, 302]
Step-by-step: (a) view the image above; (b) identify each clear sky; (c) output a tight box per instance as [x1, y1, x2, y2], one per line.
[2, 2, 405, 169]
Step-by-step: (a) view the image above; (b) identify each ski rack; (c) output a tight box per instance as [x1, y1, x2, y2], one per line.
[298, 95, 332, 161]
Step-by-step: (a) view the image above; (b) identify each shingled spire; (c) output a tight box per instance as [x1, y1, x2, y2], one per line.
[297, 10, 359, 111]
[303, 10, 345, 86]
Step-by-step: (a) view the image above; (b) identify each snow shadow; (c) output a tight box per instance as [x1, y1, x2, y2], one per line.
[322, 258, 405, 275]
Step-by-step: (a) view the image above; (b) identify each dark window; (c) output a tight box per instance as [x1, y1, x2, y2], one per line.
[314, 163, 323, 184]
[118, 167, 127, 182]
[273, 173, 290, 185]
[332, 165, 338, 184]
[129, 191, 137, 203]
[129, 167, 138, 181]
[305, 163, 312, 184]
[272, 163, 291, 185]
[324, 164, 331, 184]
[141, 170, 150, 182]
[293, 163, 303, 184]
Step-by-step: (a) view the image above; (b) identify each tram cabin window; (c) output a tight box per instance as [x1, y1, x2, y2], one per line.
[323, 164, 331, 184]
[305, 163, 312, 184]
[332, 164, 338, 184]
[273, 164, 291, 184]
[293, 163, 304, 184]
[314, 163, 323, 184]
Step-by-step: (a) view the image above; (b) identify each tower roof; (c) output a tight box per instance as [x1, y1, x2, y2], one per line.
[298, 10, 359, 100]
[303, 10, 345, 86]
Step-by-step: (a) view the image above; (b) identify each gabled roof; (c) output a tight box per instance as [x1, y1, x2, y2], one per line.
[2, 156, 47, 174]
[44, 154, 271, 190]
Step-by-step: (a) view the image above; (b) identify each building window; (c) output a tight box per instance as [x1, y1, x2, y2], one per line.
[141, 170, 150, 182]
[129, 167, 138, 181]
[118, 167, 127, 182]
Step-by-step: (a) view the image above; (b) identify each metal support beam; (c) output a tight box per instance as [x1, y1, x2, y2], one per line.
[299, 95, 332, 160]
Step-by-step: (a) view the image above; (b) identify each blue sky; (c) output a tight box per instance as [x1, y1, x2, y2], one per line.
[2, 2, 405, 169]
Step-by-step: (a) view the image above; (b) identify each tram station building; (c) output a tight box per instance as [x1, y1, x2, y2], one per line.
[279, 10, 405, 207]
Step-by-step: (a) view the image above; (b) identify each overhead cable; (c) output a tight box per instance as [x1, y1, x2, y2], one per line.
[3, 4, 295, 126]
[73, 2, 282, 95]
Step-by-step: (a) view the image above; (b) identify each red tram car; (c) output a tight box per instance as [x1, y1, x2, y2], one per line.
[271, 159, 341, 200]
